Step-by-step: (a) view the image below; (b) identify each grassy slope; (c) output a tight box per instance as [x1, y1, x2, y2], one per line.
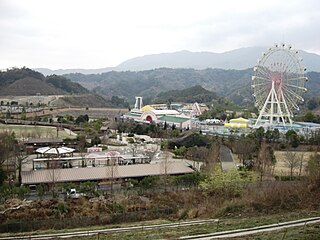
[2, 210, 320, 239]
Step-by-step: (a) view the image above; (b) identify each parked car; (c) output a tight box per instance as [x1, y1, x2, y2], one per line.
[66, 188, 82, 199]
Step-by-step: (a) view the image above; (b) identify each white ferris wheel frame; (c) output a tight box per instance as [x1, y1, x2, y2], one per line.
[252, 43, 307, 127]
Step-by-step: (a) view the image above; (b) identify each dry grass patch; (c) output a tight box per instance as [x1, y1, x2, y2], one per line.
[274, 150, 315, 176]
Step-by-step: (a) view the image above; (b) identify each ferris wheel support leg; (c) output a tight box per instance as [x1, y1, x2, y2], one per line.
[255, 87, 273, 127]
[272, 86, 286, 127]
[280, 90, 293, 126]
[270, 82, 275, 125]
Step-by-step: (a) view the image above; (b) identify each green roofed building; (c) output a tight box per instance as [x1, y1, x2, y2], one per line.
[158, 115, 191, 129]
[122, 96, 192, 129]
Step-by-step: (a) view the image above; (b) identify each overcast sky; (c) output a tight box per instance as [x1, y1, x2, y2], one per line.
[1, 0, 319, 69]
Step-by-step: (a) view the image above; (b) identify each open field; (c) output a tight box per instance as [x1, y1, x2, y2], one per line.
[274, 151, 315, 177]
[53, 107, 128, 119]
[23, 107, 127, 119]
[0, 124, 76, 140]
[233, 150, 316, 177]
[0, 95, 65, 106]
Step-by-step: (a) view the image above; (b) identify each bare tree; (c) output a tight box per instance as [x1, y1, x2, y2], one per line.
[145, 143, 159, 162]
[298, 152, 305, 177]
[106, 157, 118, 196]
[14, 143, 28, 185]
[78, 135, 87, 167]
[283, 151, 301, 180]
[46, 156, 60, 198]
[206, 141, 220, 167]
[255, 141, 275, 182]
[0, 132, 17, 180]
[130, 143, 137, 157]
[160, 150, 172, 192]
[101, 133, 109, 145]
[233, 138, 256, 165]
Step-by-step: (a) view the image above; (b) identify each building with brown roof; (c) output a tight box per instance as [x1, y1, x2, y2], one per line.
[22, 162, 194, 186]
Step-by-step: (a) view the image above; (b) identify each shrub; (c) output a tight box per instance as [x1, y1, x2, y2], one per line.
[175, 173, 204, 188]
[178, 209, 189, 220]
[79, 181, 96, 197]
[306, 153, 320, 190]
[52, 201, 70, 217]
[245, 183, 306, 211]
[36, 184, 45, 199]
[139, 176, 160, 190]
[200, 165, 251, 197]
[217, 200, 246, 217]
[127, 137, 134, 143]
[12, 186, 29, 199]
[0, 168, 7, 185]
[173, 146, 187, 157]
[108, 202, 125, 214]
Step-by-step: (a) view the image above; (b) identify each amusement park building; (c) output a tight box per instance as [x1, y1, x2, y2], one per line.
[22, 162, 194, 186]
[122, 97, 212, 129]
[123, 107, 192, 129]
[122, 97, 191, 129]
[224, 117, 250, 128]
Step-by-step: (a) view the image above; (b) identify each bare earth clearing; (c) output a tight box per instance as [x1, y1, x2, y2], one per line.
[0, 125, 76, 140]
[25, 107, 127, 119]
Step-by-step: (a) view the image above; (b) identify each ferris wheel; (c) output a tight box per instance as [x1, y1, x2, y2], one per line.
[252, 43, 308, 127]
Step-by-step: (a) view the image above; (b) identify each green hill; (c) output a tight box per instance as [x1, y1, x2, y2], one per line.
[0, 67, 89, 95]
[154, 85, 217, 103]
[0, 68, 113, 108]
[65, 68, 320, 107]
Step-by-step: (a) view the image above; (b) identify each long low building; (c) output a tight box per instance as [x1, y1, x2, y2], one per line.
[22, 162, 194, 185]
[123, 109, 192, 129]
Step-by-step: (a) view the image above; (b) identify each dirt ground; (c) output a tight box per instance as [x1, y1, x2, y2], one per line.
[0, 124, 76, 140]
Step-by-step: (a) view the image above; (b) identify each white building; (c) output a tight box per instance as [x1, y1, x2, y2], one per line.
[123, 106, 191, 129]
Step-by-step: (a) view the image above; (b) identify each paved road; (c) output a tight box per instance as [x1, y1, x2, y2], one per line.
[219, 145, 236, 171]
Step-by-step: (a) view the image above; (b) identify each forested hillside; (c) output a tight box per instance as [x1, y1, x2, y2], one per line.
[65, 68, 320, 106]
[65, 68, 252, 105]
[0, 67, 89, 95]
[154, 85, 217, 103]
[0, 68, 116, 108]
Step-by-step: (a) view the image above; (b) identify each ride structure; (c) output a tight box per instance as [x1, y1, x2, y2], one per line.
[252, 43, 308, 127]
[134, 96, 143, 110]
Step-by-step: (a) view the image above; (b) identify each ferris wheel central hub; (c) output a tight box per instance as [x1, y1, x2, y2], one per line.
[272, 73, 281, 84]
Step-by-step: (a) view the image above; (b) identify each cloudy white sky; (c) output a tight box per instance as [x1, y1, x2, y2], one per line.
[1, 0, 319, 69]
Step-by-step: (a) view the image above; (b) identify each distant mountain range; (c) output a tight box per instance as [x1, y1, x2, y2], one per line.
[65, 68, 320, 106]
[35, 47, 320, 75]
[1, 67, 319, 110]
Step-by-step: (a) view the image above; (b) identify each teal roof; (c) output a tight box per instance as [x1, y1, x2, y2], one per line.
[158, 115, 190, 123]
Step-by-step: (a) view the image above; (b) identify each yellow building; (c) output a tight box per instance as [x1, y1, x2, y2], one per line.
[224, 117, 249, 128]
